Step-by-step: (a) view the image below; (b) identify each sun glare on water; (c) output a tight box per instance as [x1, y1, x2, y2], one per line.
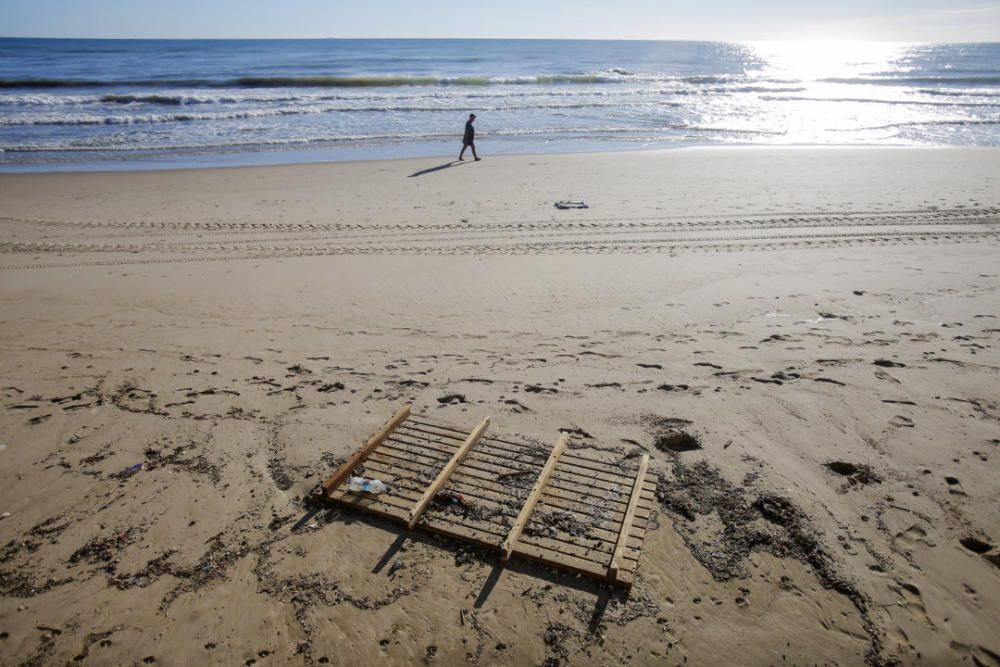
[711, 40, 926, 145]
[746, 40, 912, 81]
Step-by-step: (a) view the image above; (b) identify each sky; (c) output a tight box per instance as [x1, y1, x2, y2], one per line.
[2, 0, 1000, 42]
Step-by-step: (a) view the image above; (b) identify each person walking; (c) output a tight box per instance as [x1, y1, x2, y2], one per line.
[459, 113, 480, 161]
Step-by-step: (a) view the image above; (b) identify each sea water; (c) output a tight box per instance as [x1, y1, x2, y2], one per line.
[1, 38, 999, 170]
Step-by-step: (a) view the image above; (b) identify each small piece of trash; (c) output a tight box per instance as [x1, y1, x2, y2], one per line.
[1, 512, 10, 519]
[554, 201, 588, 209]
[0, 444, 6, 451]
[307, 522, 319, 530]
[125, 463, 143, 473]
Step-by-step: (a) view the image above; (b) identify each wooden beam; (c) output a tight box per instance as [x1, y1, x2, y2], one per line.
[321, 405, 411, 497]
[609, 454, 649, 580]
[406, 415, 490, 529]
[500, 433, 568, 560]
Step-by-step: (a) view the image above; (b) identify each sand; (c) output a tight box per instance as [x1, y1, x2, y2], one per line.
[0, 147, 999, 666]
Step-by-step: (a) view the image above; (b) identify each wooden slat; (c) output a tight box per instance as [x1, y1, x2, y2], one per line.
[407, 417, 648, 478]
[388, 434, 652, 512]
[326, 413, 655, 589]
[609, 454, 649, 580]
[321, 405, 411, 496]
[365, 444, 654, 534]
[403, 421, 656, 491]
[369, 452, 651, 547]
[407, 415, 491, 529]
[500, 433, 568, 559]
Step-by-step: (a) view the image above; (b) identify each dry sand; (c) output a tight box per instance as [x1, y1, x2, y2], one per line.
[0, 147, 999, 666]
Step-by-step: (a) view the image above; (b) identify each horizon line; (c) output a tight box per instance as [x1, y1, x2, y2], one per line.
[2, 35, 998, 45]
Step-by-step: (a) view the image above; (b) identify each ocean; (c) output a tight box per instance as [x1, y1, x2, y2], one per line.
[1, 38, 999, 171]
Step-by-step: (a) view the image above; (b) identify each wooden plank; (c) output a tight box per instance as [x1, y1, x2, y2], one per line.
[368, 452, 651, 548]
[407, 417, 648, 482]
[407, 415, 491, 529]
[403, 422, 655, 492]
[321, 405, 411, 496]
[511, 540, 634, 588]
[500, 433, 568, 560]
[327, 414, 655, 589]
[332, 491, 636, 589]
[366, 446, 653, 532]
[609, 454, 649, 580]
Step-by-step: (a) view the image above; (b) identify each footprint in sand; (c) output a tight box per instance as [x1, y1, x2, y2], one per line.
[889, 415, 914, 428]
[962, 584, 980, 605]
[945, 476, 967, 495]
[502, 398, 531, 413]
[875, 370, 901, 384]
[893, 581, 934, 628]
[894, 524, 936, 557]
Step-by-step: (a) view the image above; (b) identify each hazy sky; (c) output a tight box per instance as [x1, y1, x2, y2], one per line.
[3, 0, 1000, 42]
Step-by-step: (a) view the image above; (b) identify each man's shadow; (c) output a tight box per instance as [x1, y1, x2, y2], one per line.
[408, 160, 466, 178]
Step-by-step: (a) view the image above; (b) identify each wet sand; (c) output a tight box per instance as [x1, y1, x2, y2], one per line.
[1, 147, 999, 666]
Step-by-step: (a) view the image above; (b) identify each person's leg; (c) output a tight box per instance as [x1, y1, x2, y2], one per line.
[459, 144, 466, 160]
[472, 143, 479, 160]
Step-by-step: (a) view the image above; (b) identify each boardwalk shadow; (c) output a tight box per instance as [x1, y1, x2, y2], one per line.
[408, 160, 465, 177]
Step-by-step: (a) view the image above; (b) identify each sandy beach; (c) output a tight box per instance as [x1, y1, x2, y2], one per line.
[1, 146, 999, 666]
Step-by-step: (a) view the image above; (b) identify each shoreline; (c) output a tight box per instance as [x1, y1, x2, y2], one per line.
[3, 147, 998, 228]
[0, 141, 990, 176]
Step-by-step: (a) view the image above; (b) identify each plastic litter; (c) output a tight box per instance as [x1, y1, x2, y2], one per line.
[125, 463, 143, 473]
[554, 201, 588, 209]
[347, 476, 387, 495]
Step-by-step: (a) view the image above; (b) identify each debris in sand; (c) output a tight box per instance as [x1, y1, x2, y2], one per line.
[655, 458, 888, 664]
[823, 461, 882, 489]
[543, 622, 580, 665]
[347, 476, 387, 494]
[111, 463, 143, 480]
[554, 201, 588, 209]
[655, 431, 701, 453]
[959, 536, 993, 554]
[526, 509, 592, 539]
[69, 527, 144, 567]
[497, 469, 534, 481]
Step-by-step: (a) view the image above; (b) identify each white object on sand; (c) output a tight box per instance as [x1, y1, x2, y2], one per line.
[348, 476, 387, 494]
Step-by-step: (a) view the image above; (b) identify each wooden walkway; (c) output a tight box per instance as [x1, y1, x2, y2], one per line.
[321, 406, 656, 589]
